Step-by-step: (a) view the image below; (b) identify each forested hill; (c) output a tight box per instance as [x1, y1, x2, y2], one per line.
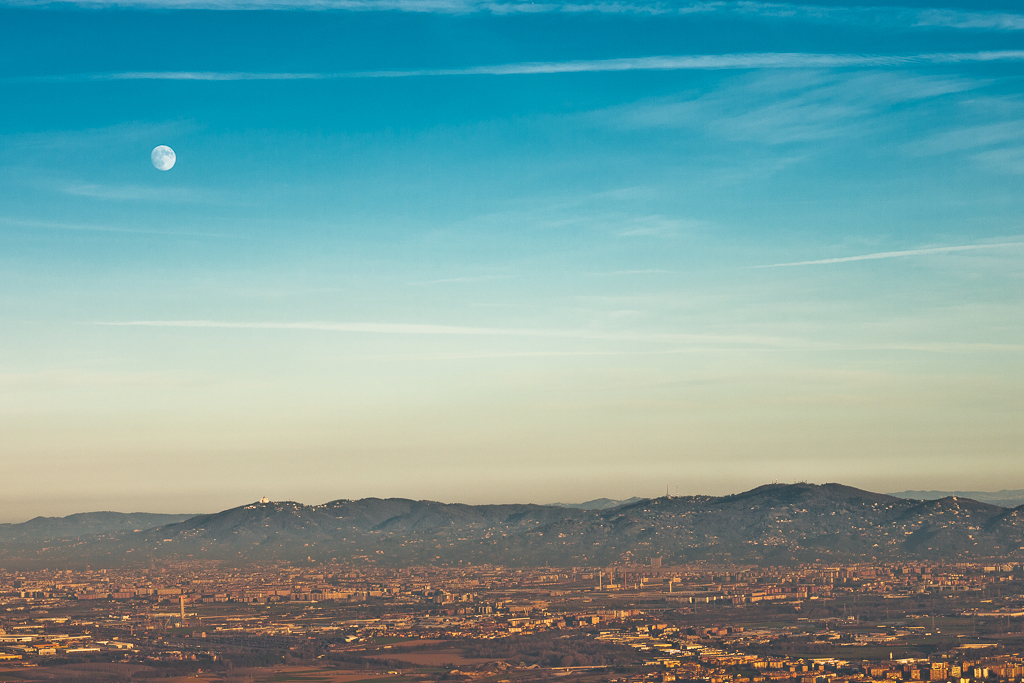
[1, 483, 1023, 568]
[0, 512, 195, 543]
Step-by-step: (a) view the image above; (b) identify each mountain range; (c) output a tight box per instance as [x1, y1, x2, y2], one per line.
[550, 497, 644, 510]
[890, 489, 1024, 509]
[0, 512, 192, 543]
[1, 483, 1022, 568]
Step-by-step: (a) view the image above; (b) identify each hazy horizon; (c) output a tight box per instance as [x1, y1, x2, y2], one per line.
[5, 482, 1024, 524]
[2, 1, 1023, 523]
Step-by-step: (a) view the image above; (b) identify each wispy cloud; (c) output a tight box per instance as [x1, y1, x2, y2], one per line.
[94, 320, 1024, 353]
[589, 269, 676, 275]
[409, 275, 509, 285]
[614, 215, 700, 236]
[910, 7, 1024, 31]
[973, 146, 1024, 174]
[60, 183, 208, 202]
[97, 319, 785, 344]
[7, 0, 1024, 34]
[728, 4, 1024, 32]
[904, 97, 1024, 174]
[755, 241, 1024, 268]
[0, 216, 242, 238]
[0, 121, 197, 153]
[606, 70, 979, 144]
[96, 320, 834, 351]
[911, 120, 1024, 156]
[11, 51, 1024, 84]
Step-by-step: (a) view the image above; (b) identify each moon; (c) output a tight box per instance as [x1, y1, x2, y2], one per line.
[151, 145, 176, 171]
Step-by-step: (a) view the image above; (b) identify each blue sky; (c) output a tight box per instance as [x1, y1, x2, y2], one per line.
[1, 0, 1023, 519]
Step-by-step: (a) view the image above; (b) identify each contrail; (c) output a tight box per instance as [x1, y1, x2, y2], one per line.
[756, 241, 1024, 268]
[93, 320, 1024, 353]
[94, 320, 799, 346]
[11, 50, 1024, 84]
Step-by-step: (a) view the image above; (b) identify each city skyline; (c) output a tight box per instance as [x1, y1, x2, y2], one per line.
[2, 0, 1024, 519]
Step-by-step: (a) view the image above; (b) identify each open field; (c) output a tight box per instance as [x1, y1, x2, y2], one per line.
[376, 650, 496, 666]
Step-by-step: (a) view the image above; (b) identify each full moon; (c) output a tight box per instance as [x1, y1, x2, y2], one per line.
[151, 145, 176, 171]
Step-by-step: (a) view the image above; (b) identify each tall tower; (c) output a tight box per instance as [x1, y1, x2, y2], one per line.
[179, 595, 185, 623]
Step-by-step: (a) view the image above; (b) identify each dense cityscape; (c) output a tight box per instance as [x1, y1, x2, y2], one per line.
[2, 557, 1024, 682]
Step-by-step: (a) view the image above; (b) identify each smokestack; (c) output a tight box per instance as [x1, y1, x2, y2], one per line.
[180, 595, 185, 622]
